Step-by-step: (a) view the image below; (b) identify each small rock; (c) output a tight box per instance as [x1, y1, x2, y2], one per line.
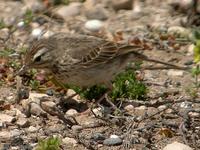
[187, 44, 195, 56]
[43, 30, 54, 38]
[30, 103, 47, 117]
[184, 60, 193, 65]
[91, 133, 106, 141]
[146, 107, 158, 116]
[0, 28, 9, 40]
[103, 135, 122, 146]
[27, 126, 38, 133]
[54, 2, 82, 19]
[84, 20, 104, 32]
[65, 109, 78, 116]
[41, 100, 57, 115]
[0, 114, 15, 123]
[0, 131, 11, 141]
[111, 0, 133, 11]
[11, 129, 21, 137]
[167, 70, 184, 77]
[180, 101, 192, 109]
[134, 105, 147, 116]
[46, 89, 54, 96]
[92, 107, 103, 117]
[71, 125, 83, 133]
[23, 0, 45, 12]
[167, 26, 189, 38]
[66, 89, 76, 97]
[124, 104, 134, 112]
[158, 105, 167, 111]
[189, 112, 200, 117]
[85, 4, 109, 20]
[62, 137, 77, 146]
[17, 21, 25, 28]
[31, 28, 43, 38]
[16, 117, 29, 128]
[163, 141, 193, 150]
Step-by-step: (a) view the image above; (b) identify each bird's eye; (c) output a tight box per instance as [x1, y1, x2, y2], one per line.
[34, 56, 41, 62]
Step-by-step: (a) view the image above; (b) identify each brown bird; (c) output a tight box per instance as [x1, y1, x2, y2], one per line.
[18, 33, 187, 89]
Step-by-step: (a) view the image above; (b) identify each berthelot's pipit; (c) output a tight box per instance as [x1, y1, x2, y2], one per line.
[18, 33, 187, 90]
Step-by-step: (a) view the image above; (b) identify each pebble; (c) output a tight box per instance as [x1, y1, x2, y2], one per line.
[31, 28, 43, 38]
[11, 129, 21, 137]
[29, 102, 47, 117]
[71, 125, 83, 133]
[85, 4, 109, 20]
[46, 89, 54, 96]
[187, 44, 195, 56]
[188, 112, 200, 117]
[91, 133, 106, 141]
[0, 28, 9, 40]
[84, 20, 104, 32]
[17, 21, 25, 28]
[124, 104, 134, 112]
[184, 60, 193, 65]
[111, 0, 133, 11]
[92, 107, 103, 117]
[0, 129, 22, 141]
[0, 131, 11, 141]
[158, 105, 167, 111]
[167, 70, 184, 77]
[146, 107, 158, 116]
[163, 141, 193, 150]
[41, 100, 57, 115]
[23, 0, 45, 12]
[65, 109, 78, 116]
[167, 26, 189, 38]
[0, 114, 16, 123]
[27, 126, 38, 133]
[134, 105, 147, 116]
[103, 135, 122, 146]
[62, 137, 77, 146]
[16, 117, 30, 128]
[54, 2, 82, 19]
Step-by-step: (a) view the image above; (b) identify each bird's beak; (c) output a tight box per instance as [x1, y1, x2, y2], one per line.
[16, 65, 28, 76]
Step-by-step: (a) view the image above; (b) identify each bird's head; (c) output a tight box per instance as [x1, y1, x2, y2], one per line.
[18, 39, 55, 75]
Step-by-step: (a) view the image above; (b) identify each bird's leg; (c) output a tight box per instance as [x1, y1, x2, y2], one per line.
[95, 81, 121, 112]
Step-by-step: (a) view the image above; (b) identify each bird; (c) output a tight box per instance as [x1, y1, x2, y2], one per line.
[18, 32, 187, 89]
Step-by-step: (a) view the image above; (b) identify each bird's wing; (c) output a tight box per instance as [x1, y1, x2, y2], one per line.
[51, 33, 144, 68]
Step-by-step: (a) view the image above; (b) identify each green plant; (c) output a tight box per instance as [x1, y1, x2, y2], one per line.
[30, 79, 40, 90]
[70, 68, 147, 101]
[24, 9, 34, 26]
[111, 69, 147, 100]
[0, 19, 5, 29]
[53, 0, 69, 5]
[35, 137, 61, 150]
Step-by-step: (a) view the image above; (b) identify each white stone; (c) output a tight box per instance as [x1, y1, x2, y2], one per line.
[27, 126, 38, 133]
[62, 137, 77, 146]
[17, 21, 25, 28]
[92, 107, 103, 117]
[187, 44, 195, 56]
[65, 109, 78, 116]
[31, 28, 43, 38]
[110, 135, 120, 138]
[84, 20, 104, 32]
[167, 70, 184, 77]
[158, 105, 167, 111]
[124, 104, 134, 112]
[163, 141, 193, 150]
[0, 114, 15, 123]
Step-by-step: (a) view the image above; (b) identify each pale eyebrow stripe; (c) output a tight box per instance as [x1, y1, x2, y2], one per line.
[33, 48, 48, 60]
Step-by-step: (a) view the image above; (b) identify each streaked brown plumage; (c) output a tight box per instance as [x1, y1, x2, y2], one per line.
[19, 33, 186, 88]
